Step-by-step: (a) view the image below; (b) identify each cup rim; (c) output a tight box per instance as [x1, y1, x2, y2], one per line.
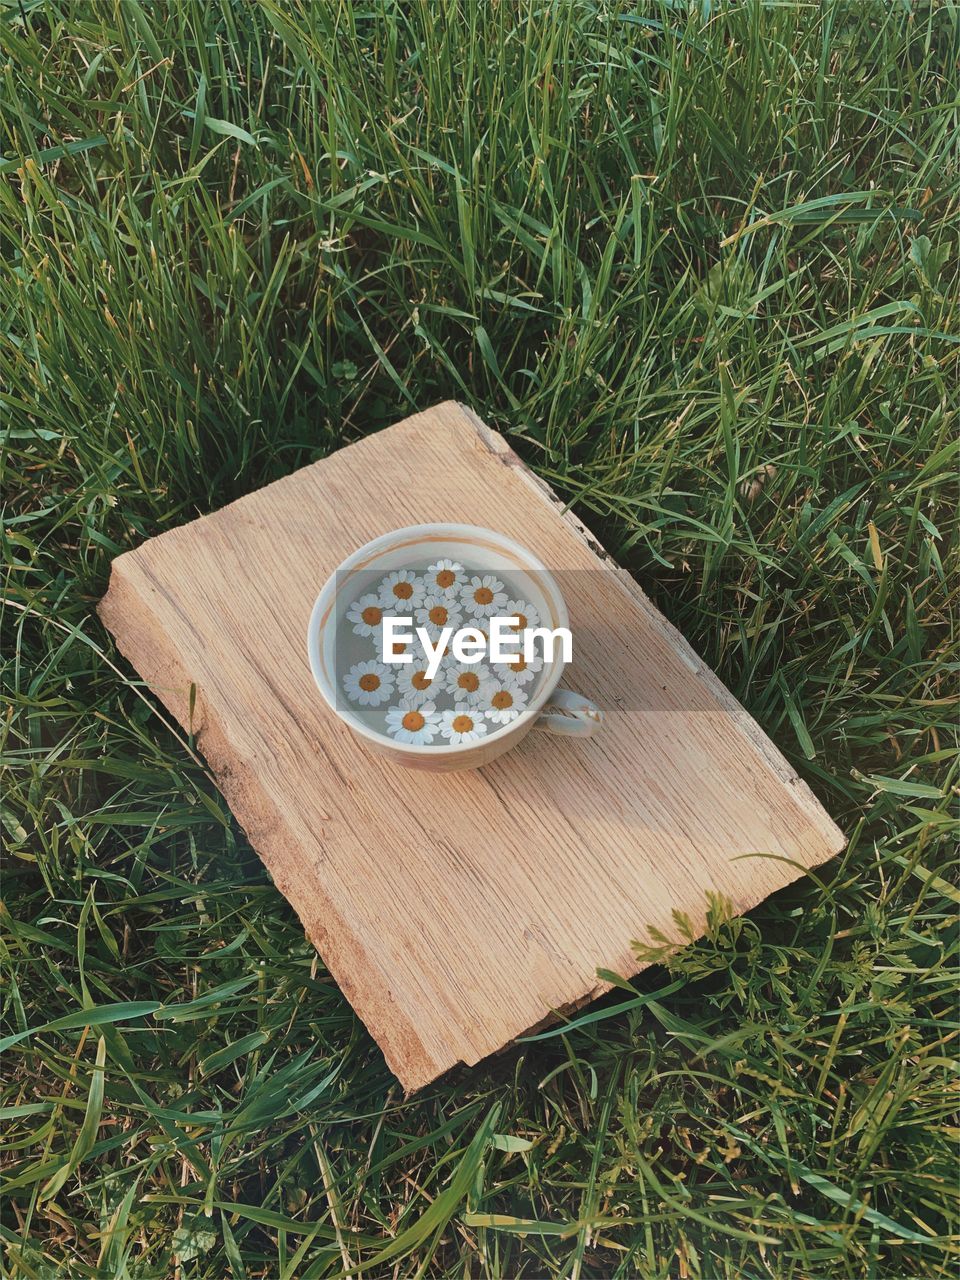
[306, 523, 568, 755]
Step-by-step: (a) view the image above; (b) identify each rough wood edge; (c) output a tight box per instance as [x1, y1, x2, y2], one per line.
[97, 563, 445, 1091]
[455, 401, 846, 858]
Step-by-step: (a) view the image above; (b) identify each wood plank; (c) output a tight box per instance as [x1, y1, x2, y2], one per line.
[98, 401, 845, 1090]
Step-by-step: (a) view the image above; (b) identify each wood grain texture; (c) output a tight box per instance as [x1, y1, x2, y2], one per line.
[98, 401, 845, 1090]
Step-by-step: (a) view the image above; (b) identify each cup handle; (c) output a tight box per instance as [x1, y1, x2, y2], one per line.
[535, 688, 604, 738]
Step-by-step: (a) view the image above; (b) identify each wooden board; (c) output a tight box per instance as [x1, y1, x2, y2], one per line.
[98, 401, 845, 1090]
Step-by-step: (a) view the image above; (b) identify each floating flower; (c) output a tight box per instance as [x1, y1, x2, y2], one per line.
[377, 570, 426, 611]
[343, 659, 394, 706]
[443, 661, 492, 705]
[470, 623, 491, 656]
[501, 598, 541, 633]
[346, 593, 385, 637]
[396, 663, 440, 706]
[461, 573, 508, 619]
[374, 627, 414, 663]
[495, 649, 543, 686]
[415, 593, 464, 641]
[385, 700, 441, 745]
[478, 677, 529, 725]
[439, 703, 489, 746]
[426, 558, 466, 593]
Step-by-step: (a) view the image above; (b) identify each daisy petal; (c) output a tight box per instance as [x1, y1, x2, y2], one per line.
[479, 678, 529, 725]
[439, 703, 489, 745]
[342, 659, 395, 706]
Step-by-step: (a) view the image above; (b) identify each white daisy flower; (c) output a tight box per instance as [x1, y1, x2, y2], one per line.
[396, 662, 441, 706]
[342, 659, 394, 706]
[439, 703, 489, 746]
[372, 616, 415, 663]
[375, 637, 414, 664]
[478, 677, 529, 725]
[426, 558, 467, 594]
[385, 700, 441, 745]
[415, 593, 464, 641]
[377, 570, 426, 611]
[443, 662, 492, 705]
[447, 622, 491, 660]
[460, 573, 508, 619]
[470, 624, 492, 657]
[494, 648, 544, 686]
[346, 593, 385, 637]
[501, 598, 541, 634]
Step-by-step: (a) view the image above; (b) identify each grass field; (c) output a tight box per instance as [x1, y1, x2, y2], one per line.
[2, 2, 958, 1276]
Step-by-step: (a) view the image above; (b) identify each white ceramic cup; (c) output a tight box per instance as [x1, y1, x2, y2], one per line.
[307, 523, 604, 771]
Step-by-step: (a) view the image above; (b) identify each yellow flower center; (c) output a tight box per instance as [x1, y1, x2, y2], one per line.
[402, 710, 425, 732]
[361, 605, 382, 626]
[411, 671, 431, 690]
[359, 673, 380, 692]
[474, 586, 494, 606]
[457, 671, 480, 693]
[452, 714, 474, 734]
[435, 569, 456, 588]
[491, 690, 513, 710]
[509, 656, 527, 672]
[429, 605, 448, 626]
[392, 581, 414, 600]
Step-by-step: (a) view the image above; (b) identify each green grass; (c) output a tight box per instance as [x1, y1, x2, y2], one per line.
[1, 1, 958, 1276]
